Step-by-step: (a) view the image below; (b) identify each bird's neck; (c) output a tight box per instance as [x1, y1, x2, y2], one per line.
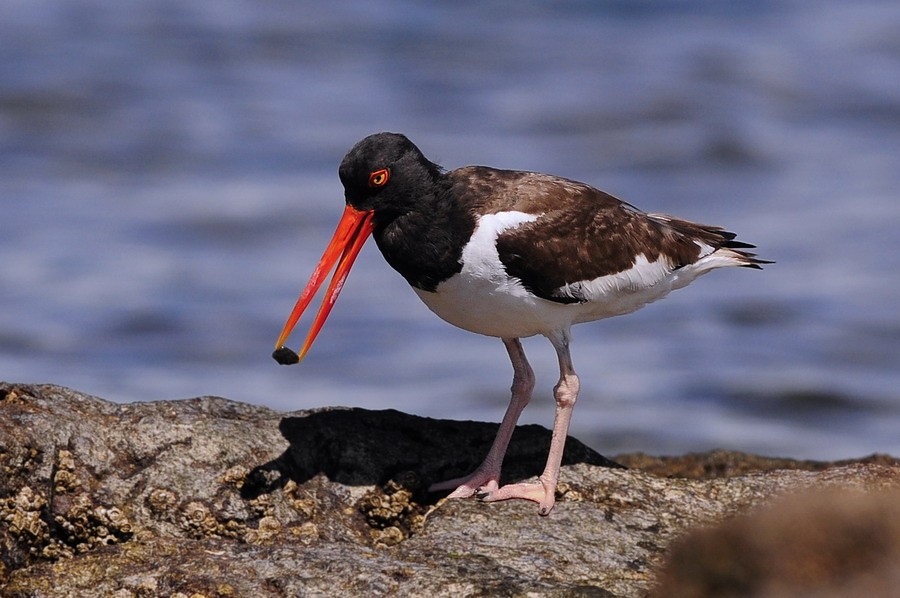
[372, 178, 475, 292]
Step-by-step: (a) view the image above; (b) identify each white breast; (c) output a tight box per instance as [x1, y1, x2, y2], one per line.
[414, 211, 576, 338]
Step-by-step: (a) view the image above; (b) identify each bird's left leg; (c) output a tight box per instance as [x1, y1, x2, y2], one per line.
[478, 329, 579, 515]
[429, 337, 534, 498]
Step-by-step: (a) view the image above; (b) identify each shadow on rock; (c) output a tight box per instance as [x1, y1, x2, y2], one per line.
[241, 407, 623, 502]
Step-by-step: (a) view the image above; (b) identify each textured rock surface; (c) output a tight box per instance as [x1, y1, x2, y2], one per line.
[1, 382, 898, 597]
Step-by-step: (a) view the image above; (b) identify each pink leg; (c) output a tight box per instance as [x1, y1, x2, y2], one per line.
[429, 338, 535, 498]
[478, 329, 579, 515]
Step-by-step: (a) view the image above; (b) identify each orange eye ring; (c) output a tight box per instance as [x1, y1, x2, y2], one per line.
[368, 168, 390, 187]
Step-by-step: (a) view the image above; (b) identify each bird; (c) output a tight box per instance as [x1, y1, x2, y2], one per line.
[273, 132, 770, 516]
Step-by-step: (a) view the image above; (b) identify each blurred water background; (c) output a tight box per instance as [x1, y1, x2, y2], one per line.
[2, 1, 899, 459]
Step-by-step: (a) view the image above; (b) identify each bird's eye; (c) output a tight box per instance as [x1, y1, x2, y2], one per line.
[368, 168, 390, 187]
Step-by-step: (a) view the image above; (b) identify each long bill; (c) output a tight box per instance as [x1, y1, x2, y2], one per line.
[274, 204, 375, 362]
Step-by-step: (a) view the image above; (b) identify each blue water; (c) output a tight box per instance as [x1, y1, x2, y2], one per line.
[2, 1, 899, 459]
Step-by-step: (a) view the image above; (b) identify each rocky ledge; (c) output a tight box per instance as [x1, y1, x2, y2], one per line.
[1, 382, 898, 597]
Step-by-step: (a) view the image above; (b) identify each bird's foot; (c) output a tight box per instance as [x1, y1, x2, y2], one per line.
[431, 470, 558, 515]
[476, 478, 557, 516]
[429, 468, 500, 499]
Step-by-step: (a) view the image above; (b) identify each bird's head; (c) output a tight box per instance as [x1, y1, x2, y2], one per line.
[272, 133, 438, 365]
[338, 132, 442, 216]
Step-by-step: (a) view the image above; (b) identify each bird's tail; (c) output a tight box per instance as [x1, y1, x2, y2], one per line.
[708, 246, 772, 270]
[671, 243, 771, 291]
[713, 233, 773, 270]
[648, 214, 774, 271]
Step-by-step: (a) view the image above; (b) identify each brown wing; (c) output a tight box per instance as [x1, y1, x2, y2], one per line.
[449, 167, 760, 304]
[478, 171, 744, 303]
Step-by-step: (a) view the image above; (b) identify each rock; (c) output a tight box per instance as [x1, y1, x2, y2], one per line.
[651, 488, 900, 598]
[1, 382, 898, 597]
[614, 450, 900, 479]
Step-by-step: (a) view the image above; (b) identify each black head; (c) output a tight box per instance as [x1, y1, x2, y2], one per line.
[338, 132, 444, 215]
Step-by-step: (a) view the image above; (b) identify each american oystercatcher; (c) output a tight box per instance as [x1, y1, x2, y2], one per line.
[273, 132, 769, 515]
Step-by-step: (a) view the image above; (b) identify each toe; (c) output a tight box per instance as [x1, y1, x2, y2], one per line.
[445, 484, 477, 499]
[430, 468, 500, 499]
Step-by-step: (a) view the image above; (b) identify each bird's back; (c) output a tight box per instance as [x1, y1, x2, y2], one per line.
[403, 167, 765, 337]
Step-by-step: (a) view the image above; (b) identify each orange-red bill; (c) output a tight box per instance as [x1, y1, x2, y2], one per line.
[274, 204, 375, 362]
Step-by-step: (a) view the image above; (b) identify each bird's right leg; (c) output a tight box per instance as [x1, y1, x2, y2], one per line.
[429, 337, 534, 498]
